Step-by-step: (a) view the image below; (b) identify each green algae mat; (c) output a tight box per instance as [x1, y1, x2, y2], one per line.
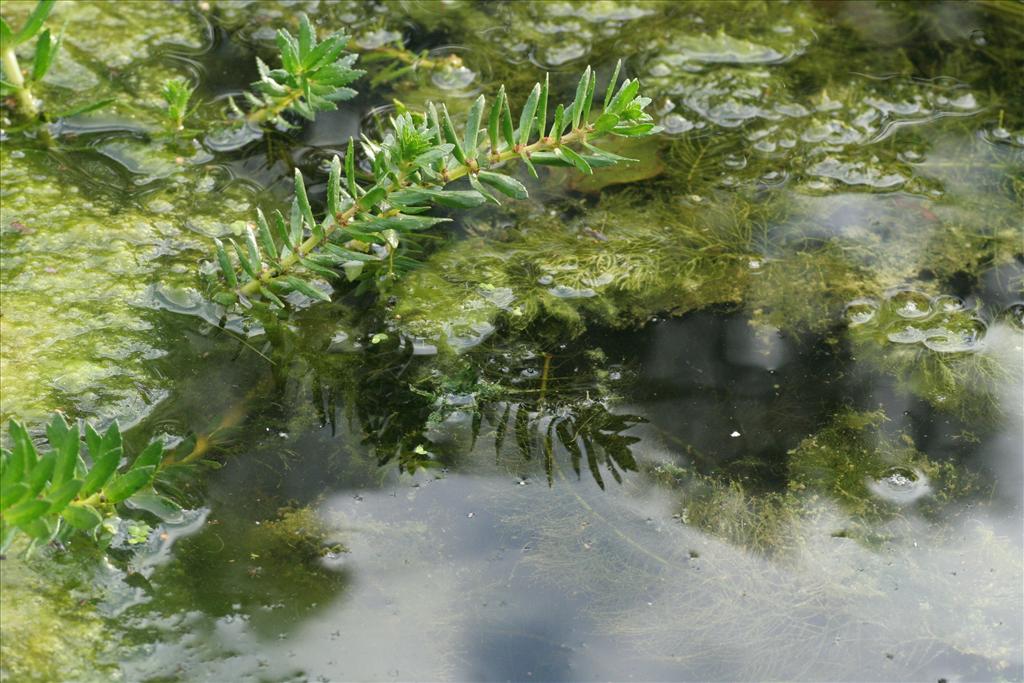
[1, 1, 1022, 681]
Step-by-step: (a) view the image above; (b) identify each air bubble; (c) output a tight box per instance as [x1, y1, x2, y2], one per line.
[889, 289, 932, 319]
[886, 321, 926, 344]
[922, 318, 987, 353]
[868, 467, 931, 505]
[844, 298, 879, 326]
[932, 294, 965, 313]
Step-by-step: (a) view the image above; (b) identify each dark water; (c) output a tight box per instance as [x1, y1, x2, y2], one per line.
[1, 1, 1022, 681]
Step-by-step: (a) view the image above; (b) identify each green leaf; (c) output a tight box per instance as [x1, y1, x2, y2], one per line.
[1, 482, 29, 510]
[605, 78, 640, 117]
[559, 146, 593, 174]
[477, 171, 528, 200]
[100, 422, 121, 456]
[284, 276, 331, 302]
[488, 86, 506, 153]
[104, 467, 155, 504]
[4, 498, 49, 526]
[62, 504, 102, 531]
[604, 59, 623, 110]
[44, 417, 77, 488]
[276, 28, 300, 72]
[537, 73, 549, 140]
[358, 184, 387, 210]
[550, 104, 565, 142]
[327, 155, 343, 217]
[580, 68, 597, 124]
[592, 112, 620, 134]
[84, 424, 101, 463]
[131, 440, 163, 472]
[612, 123, 657, 136]
[80, 446, 122, 498]
[517, 82, 541, 147]
[45, 479, 82, 514]
[570, 66, 592, 130]
[303, 33, 349, 71]
[25, 451, 56, 497]
[411, 145, 453, 169]
[0, 18, 13, 46]
[256, 209, 279, 262]
[45, 412, 69, 450]
[464, 94, 484, 160]
[297, 14, 314, 59]
[468, 173, 501, 205]
[12, 0, 56, 45]
[214, 239, 238, 288]
[323, 243, 377, 262]
[259, 285, 287, 308]
[231, 239, 257, 279]
[501, 91, 515, 148]
[294, 169, 316, 230]
[530, 151, 574, 167]
[298, 256, 339, 280]
[390, 188, 486, 209]
[21, 515, 56, 541]
[520, 152, 538, 179]
[582, 140, 638, 162]
[53, 98, 113, 118]
[349, 214, 450, 232]
[439, 103, 466, 164]
[244, 225, 262, 270]
[31, 28, 60, 82]
[273, 210, 294, 251]
[345, 138, 359, 198]
[3, 420, 35, 489]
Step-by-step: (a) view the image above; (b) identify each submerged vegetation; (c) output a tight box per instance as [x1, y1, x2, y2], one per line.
[1, 0, 1021, 680]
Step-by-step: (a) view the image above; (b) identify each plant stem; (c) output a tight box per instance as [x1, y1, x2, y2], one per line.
[245, 88, 303, 125]
[1, 46, 38, 118]
[236, 125, 592, 297]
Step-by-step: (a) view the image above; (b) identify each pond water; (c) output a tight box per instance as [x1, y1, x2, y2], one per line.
[1, 1, 1022, 681]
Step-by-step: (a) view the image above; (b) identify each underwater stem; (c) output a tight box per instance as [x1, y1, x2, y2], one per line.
[1, 46, 38, 119]
[236, 125, 593, 297]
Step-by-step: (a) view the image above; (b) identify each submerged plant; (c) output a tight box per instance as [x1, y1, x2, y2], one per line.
[238, 13, 363, 127]
[0, 414, 177, 554]
[209, 61, 659, 310]
[161, 76, 195, 132]
[0, 0, 58, 120]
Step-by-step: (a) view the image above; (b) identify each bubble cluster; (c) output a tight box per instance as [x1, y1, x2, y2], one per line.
[845, 289, 989, 353]
[867, 466, 932, 505]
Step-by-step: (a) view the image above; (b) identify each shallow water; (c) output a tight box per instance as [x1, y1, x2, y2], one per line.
[1, 1, 1022, 681]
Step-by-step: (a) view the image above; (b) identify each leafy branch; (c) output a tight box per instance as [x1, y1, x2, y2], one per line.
[0, 415, 177, 554]
[209, 61, 658, 309]
[0, 0, 59, 120]
[238, 13, 363, 127]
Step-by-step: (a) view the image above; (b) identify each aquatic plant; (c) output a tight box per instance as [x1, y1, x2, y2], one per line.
[237, 14, 363, 127]
[0, 0, 58, 119]
[209, 61, 659, 310]
[0, 414, 177, 553]
[160, 76, 195, 133]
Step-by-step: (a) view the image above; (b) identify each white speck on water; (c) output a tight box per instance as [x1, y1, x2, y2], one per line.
[730, 431, 741, 438]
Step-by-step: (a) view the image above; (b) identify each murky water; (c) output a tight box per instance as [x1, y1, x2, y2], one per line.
[1, 1, 1022, 681]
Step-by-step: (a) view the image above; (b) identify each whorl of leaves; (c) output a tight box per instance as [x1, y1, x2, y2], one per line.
[0, 414, 179, 554]
[244, 13, 364, 126]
